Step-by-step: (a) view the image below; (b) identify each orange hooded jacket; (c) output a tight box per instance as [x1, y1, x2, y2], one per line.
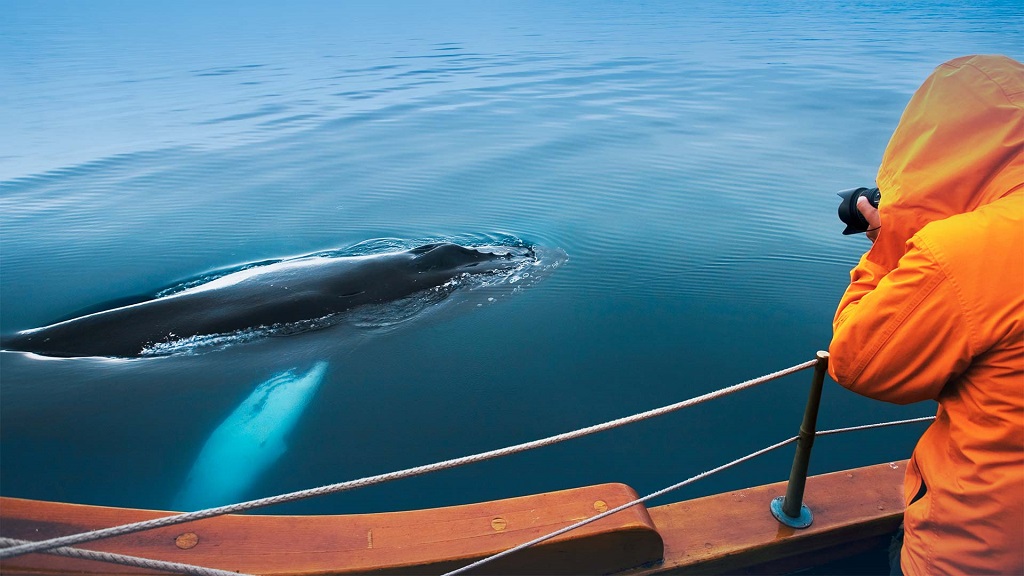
[829, 55, 1024, 575]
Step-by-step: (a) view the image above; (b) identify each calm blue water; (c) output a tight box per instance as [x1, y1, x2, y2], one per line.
[2, 1, 1021, 516]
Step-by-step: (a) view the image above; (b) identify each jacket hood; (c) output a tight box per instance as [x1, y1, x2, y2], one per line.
[869, 54, 1024, 271]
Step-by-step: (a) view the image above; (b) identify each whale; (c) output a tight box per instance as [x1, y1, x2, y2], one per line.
[172, 362, 329, 511]
[1, 243, 536, 358]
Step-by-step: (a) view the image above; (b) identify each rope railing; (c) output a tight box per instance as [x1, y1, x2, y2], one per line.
[444, 436, 801, 576]
[442, 415, 936, 576]
[817, 415, 936, 436]
[0, 412, 934, 576]
[0, 538, 251, 576]
[0, 358, 817, 560]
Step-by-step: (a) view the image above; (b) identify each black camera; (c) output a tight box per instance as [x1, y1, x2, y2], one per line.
[837, 187, 881, 235]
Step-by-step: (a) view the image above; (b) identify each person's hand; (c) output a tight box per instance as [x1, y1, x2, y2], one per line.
[857, 196, 881, 242]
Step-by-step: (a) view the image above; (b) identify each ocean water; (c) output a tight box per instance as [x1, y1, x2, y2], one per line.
[1, 1, 1021, 516]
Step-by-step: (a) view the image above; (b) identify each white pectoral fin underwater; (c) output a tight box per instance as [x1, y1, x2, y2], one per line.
[172, 362, 329, 511]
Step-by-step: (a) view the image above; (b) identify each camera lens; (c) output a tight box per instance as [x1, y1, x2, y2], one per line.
[837, 187, 881, 235]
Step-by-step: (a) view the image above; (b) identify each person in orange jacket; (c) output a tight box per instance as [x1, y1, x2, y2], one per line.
[828, 54, 1023, 575]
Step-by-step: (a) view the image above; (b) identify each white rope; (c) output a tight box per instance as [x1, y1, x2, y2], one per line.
[442, 414, 936, 576]
[0, 358, 817, 560]
[817, 415, 935, 436]
[0, 537, 250, 576]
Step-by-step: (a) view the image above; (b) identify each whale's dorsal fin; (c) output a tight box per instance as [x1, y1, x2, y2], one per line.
[409, 243, 445, 255]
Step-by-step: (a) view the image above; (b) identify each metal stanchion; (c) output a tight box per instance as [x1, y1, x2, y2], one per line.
[770, 350, 829, 529]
